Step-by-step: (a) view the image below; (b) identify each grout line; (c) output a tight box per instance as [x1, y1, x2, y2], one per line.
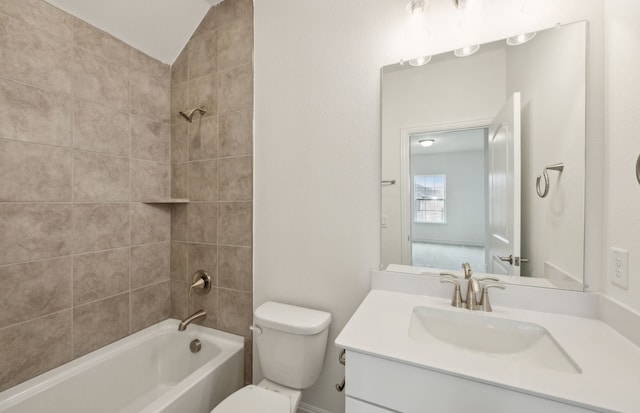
[0, 307, 72, 334]
[0, 201, 130, 205]
[70, 250, 75, 359]
[128, 50, 134, 335]
[70, 93, 77, 357]
[130, 278, 170, 294]
[74, 290, 130, 311]
[0, 242, 169, 268]
[171, 152, 254, 164]
[0, 137, 172, 164]
[217, 286, 252, 294]
[170, 240, 251, 249]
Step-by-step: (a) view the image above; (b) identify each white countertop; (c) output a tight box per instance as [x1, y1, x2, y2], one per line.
[335, 289, 640, 412]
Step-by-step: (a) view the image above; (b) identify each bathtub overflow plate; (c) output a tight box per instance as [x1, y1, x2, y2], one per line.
[190, 339, 202, 353]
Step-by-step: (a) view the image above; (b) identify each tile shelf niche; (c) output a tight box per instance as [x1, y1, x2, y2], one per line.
[141, 199, 190, 204]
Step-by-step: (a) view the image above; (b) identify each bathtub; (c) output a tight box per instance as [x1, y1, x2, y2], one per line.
[0, 319, 244, 413]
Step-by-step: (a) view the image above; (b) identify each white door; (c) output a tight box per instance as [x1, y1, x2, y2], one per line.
[487, 93, 521, 276]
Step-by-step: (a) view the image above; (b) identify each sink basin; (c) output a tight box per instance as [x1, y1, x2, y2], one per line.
[409, 306, 582, 374]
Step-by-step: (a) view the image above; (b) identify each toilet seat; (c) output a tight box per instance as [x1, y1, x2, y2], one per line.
[211, 385, 290, 412]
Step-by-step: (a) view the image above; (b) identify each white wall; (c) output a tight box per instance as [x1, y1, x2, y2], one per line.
[410, 151, 486, 245]
[507, 22, 586, 281]
[604, 0, 640, 311]
[254, 1, 604, 412]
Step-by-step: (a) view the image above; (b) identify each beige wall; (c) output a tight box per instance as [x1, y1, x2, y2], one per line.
[168, 0, 254, 384]
[0, 0, 172, 391]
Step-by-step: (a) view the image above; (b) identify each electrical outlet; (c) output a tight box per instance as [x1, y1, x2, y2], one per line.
[609, 247, 629, 289]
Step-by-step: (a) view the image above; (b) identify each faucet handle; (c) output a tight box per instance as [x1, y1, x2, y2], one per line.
[478, 277, 500, 283]
[478, 282, 506, 312]
[189, 270, 212, 298]
[440, 277, 464, 308]
[440, 277, 460, 285]
[440, 272, 461, 279]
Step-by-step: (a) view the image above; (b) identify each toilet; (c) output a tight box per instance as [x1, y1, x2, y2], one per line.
[212, 301, 332, 413]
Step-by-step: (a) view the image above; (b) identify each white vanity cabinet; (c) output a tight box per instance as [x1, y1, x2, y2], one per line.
[345, 351, 599, 413]
[336, 289, 640, 413]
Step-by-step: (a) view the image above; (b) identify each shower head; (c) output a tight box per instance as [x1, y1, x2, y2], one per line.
[179, 106, 207, 122]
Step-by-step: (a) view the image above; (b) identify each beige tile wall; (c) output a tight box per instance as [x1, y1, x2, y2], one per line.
[169, 0, 254, 384]
[0, 0, 172, 391]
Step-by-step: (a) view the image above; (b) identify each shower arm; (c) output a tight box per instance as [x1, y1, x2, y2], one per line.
[179, 106, 207, 122]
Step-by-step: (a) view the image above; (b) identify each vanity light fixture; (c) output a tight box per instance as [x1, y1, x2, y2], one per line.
[506, 32, 537, 46]
[408, 55, 432, 67]
[410, 0, 425, 15]
[454, 44, 480, 57]
[419, 139, 435, 147]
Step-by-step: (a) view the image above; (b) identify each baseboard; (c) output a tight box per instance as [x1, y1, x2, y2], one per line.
[297, 402, 333, 413]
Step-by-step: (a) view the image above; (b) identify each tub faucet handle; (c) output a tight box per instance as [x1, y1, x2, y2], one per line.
[189, 270, 212, 298]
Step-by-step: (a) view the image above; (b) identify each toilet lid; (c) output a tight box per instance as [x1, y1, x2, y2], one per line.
[212, 385, 290, 413]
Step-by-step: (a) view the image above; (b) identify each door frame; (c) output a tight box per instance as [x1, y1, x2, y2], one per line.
[399, 118, 493, 265]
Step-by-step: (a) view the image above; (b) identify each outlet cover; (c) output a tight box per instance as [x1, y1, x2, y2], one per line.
[609, 247, 629, 289]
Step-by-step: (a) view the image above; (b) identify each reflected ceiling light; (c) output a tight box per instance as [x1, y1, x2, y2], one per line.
[454, 44, 480, 57]
[506, 32, 537, 46]
[410, 0, 425, 15]
[419, 139, 435, 147]
[452, 0, 468, 9]
[408, 56, 432, 67]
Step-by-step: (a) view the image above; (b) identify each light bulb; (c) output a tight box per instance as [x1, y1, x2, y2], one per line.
[506, 32, 537, 46]
[419, 139, 435, 147]
[454, 44, 480, 57]
[408, 56, 432, 67]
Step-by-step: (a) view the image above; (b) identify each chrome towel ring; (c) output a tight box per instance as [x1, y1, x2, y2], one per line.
[536, 163, 564, 198]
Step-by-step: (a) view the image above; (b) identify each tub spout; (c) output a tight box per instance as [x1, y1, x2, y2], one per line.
[178, 310, 206, 331]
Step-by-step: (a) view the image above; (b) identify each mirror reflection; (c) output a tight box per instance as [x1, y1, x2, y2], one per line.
[381, 21, 586, 290]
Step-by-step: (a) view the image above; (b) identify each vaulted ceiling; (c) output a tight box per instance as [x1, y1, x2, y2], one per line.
[43, 0, 221, 64]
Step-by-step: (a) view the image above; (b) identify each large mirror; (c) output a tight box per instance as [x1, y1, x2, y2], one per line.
[381, 21, 586, 291]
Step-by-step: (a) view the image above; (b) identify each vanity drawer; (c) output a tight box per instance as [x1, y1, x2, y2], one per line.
[345, 351, 599, 413]
[346, 397, 395, 413]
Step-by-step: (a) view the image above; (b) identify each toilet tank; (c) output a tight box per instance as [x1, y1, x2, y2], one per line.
[254, 302, 332, 389]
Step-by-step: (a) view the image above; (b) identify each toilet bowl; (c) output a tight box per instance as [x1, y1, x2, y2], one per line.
[211, 302, 331, 413]
[211, 380, 298, 413]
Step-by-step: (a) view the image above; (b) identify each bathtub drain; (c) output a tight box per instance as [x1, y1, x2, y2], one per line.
[190, 339, 202, 353]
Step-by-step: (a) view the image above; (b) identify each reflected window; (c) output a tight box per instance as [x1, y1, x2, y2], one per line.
[414, 174, 446, 223]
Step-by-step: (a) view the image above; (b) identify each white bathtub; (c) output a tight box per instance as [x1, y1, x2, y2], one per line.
[0, 319, 244, 413]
